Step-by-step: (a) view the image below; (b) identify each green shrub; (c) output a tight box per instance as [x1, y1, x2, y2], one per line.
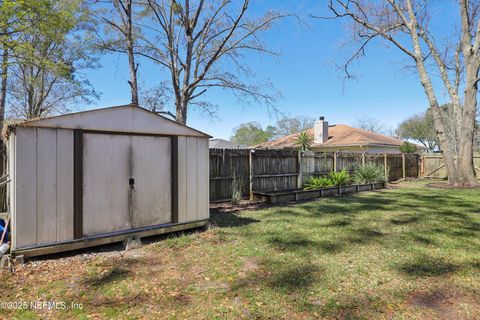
[399, 141, 417, 153]
[328, 169, 350, 186]
[352, 164, 386, 184]
[304, 176, 334, 190]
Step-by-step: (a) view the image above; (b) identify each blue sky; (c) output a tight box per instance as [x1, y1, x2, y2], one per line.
[83, 0, 453, 139]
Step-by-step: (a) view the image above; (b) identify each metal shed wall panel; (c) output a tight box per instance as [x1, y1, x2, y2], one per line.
[13, 128, 75, 249]
[177, 136, 209, 223]
[83, 133, 131, 236]
[14, 128, 37, 248]
[8, 132, 15, 244]
[36, 129, 57, 244]
[196, 138, 209, 220]
[132, 136, 172, 227]
[56, 129, 74, 242]
[186, 137, 198, 220]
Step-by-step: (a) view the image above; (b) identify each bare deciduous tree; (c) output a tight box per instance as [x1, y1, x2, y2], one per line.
[353, 116, 386, 134]
[141, 0, 287, 124]
[139, 82, 175, 118]
[320, 0, 480, 187]
[93, 0, 139, 104]
[273, 116, 316, 138]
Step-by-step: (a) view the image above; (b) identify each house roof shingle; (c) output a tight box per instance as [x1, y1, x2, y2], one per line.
[255, 125, 404, 149]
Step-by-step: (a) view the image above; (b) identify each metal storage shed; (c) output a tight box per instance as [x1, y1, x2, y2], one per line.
[6, 104, 211, 257]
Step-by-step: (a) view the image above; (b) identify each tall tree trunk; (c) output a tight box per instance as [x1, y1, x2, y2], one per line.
[0, 47, 8, 133]
[125, 0, 138, 105]
[127, 46, 138, 105]
[455, 64, 480, 187]
[405, 0, 478, 187]
[176, 96, 187, 125]
[0, 46, 8, 179]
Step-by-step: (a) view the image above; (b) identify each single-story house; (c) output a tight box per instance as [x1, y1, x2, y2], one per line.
[256, 117, 405, 153]
[209, 138, 247, 149]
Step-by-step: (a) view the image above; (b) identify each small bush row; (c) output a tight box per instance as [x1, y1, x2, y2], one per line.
[303, 164, 387, 190]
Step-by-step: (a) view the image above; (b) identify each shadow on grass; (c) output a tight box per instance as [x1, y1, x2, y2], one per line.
[346, 227, 385, 245]
[268, 264, 322, 292]
[396, 256, 460, 277]
[390, 215, 419, 225]
[210, 211, 260, 228]
[396, 191, 479, 213]
[461, 222, 480, 232]
[301, 198, 394, 216]
[83, 265, 132, 287]
[267, 235, 343, 254]
[234, 261, 323, 293]
[412, 235, 436, 245]
[323, 218, 352, 227]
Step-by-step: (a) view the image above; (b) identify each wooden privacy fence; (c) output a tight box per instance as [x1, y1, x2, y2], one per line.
[421, 154, 480, 179]
[210, 149, 420, 202]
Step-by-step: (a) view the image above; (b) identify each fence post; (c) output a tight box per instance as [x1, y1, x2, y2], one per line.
[402, 154, 406, 179]
[419, 155, 424, 178]
[333, 152, 337, 172]
[297, 151, 302, 189]
[249, 149, 253, 200]
[384, 153, 388, 180]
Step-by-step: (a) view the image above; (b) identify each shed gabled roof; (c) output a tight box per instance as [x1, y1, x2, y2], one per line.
[9, 104, 211, 138]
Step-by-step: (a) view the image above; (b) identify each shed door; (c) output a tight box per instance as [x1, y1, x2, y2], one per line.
[83, 134, 131, 236]
[82, 133, 172, 237]
[132, 136, 172, 227]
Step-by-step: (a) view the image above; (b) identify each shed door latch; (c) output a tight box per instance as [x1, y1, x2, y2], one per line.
[129, 178, 135, 189]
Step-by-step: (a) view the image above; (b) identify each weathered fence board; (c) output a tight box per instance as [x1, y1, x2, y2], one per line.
[252, 149, 298, 193]
[209, 149, 249, 201]
[336, 152, 363, 174]
[387, 154, 403, 181]
[210, 149, 420, 201]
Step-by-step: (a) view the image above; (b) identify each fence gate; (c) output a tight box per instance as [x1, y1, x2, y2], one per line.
[421, 155, 480, 179]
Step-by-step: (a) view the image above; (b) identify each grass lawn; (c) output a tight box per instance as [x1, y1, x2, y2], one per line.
[1, 180, 480, 319]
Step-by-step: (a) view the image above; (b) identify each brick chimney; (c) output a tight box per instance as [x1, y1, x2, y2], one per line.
[314, 116, 328, 144]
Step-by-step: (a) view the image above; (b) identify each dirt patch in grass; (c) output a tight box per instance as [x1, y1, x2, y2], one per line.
[407, 287, 480, 319]
[210, 200, 269, 215]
